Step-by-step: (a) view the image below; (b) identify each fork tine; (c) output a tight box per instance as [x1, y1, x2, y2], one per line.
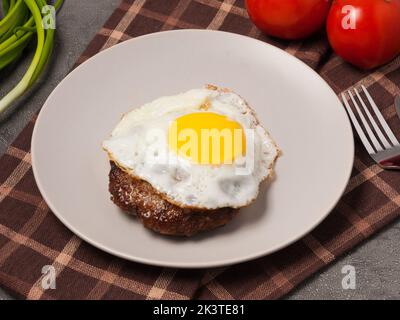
[354, 88, 391, 149]
[341, 93, 375, 155]
[348, 90, 383, 152]
[361, 85, 400, 146]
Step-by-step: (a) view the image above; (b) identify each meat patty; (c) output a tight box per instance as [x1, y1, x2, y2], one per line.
[108, 161, 237, 236]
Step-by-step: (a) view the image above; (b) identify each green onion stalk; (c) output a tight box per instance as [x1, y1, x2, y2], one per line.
[0, 0, 63, 117]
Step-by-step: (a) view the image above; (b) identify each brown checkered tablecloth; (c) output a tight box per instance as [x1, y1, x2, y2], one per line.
[0, 0, 399, 300]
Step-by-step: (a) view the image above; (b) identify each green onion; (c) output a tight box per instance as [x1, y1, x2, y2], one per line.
[0, 1, 28, 43]
[0, 0, 63, 117]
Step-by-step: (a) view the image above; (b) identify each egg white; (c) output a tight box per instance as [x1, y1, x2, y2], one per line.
[103, 86, 279, 209]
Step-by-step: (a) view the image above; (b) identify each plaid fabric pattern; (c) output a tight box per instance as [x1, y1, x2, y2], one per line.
[0, 0, 399, 300]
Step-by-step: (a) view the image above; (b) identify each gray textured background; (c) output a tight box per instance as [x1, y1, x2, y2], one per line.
[0, 0, 399, 300]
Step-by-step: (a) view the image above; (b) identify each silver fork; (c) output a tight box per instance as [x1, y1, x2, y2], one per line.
[341, 85, 400, 170]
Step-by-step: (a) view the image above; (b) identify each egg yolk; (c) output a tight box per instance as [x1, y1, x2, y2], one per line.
[168, 112, 246, 165]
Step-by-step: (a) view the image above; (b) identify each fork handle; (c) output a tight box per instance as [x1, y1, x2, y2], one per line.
[380, 155, 400, 170]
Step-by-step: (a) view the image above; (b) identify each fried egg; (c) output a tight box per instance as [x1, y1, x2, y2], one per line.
[103, 86, 279, 209]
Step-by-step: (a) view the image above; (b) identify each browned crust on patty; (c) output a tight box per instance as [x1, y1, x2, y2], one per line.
[109, 161, 237, 236]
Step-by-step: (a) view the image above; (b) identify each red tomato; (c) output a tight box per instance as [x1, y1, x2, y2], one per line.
[246, 0, 332, 40]
[327, 0, 400, 69]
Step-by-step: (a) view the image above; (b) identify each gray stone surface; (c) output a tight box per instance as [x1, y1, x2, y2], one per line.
[0, 0, 399, 300]
[286, 220, 400, 300]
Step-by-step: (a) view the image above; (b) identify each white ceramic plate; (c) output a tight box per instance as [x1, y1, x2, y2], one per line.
[32, 30, 354, 268]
